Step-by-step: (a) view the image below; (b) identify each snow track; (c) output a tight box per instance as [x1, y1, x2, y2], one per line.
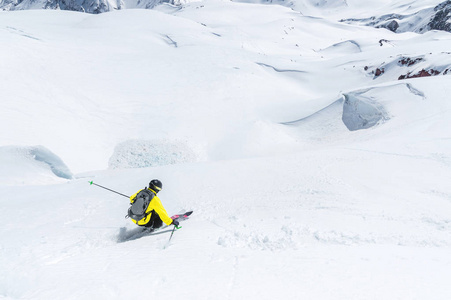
[3, 147, 450, 299]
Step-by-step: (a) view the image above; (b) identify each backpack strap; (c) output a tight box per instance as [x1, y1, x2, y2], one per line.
[144, 188, 156, 213]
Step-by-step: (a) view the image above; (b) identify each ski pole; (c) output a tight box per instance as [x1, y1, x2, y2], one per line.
[89, 181, 130, 198]
[168, 224, 181, 242]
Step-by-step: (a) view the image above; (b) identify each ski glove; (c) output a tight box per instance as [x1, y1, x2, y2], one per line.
[172, 219, 180, 227]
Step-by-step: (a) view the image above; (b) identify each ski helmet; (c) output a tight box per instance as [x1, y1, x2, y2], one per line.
[149, 179, 162, 193]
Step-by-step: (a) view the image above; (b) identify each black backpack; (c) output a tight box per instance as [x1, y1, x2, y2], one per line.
[127, 188, 155, 222]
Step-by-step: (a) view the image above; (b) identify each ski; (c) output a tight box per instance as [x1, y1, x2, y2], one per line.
[117, 210, 193, 243]
[158, 210, 193, 231]
[171, 210, 193, 221]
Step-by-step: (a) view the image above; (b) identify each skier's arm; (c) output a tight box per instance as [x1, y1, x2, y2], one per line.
[129, 190, 140, 204]
[149, 196, 173, 226]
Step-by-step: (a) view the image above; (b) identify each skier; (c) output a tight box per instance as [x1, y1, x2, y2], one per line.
[128, 179, 179, 229]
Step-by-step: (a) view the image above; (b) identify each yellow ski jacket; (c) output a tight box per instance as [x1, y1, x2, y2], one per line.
[129, 188, 173, 226]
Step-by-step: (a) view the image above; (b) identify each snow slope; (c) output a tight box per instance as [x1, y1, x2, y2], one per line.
[1, 0, 451, 299]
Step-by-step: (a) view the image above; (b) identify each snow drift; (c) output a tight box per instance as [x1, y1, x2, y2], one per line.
[284, 82, 431, 138]
[0, 145, 72, 185]
[108, 139, 197, 169]
[342, 91, 389, 131]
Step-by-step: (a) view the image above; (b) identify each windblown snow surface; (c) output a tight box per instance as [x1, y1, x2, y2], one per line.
[1, 0, 451, 299]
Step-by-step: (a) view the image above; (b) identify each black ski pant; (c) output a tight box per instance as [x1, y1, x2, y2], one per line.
[143, 211, 163, 229]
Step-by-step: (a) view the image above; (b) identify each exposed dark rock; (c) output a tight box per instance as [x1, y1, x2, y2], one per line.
[366, 52, 451, 81]
[2, 0, 172, 12]
[44, 0, 110, 13]
[398, 57, 424, 66]
[374, 68, 385, 77]
[341, 13, 406, 33]
[428, 0, 451, 31]
[341, 1, 451, 34]
[377, 20, 399, 32]
[379, 39, 390, 46]
[398, 69, 441, 80]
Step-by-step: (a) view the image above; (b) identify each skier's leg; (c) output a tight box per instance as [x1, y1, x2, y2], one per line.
[144, 212, 163, 229]
[152, 212, 163, 229]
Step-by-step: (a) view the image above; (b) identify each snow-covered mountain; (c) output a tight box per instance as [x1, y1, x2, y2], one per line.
[1, 0, 451, 299]
[0, 0, 190, 13]
[341, 0, 451, 33]
[3, 0, 451, 37]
